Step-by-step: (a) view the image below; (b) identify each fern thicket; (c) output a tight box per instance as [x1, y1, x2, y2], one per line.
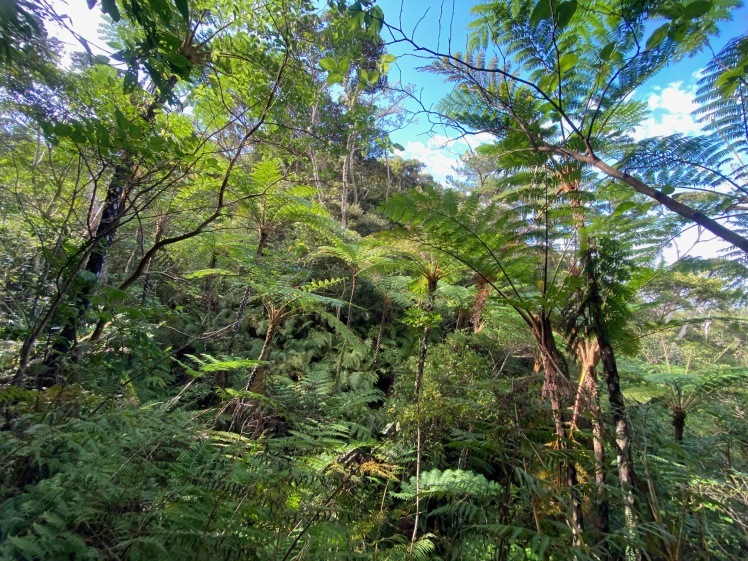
[2, 2, 748, 560]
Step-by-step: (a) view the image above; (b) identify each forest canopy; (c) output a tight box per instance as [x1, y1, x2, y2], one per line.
[1, 1, 747, 559]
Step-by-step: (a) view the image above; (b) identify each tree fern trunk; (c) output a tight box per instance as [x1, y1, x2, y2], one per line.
[585, 249, 640, 552]
[411, 277, 437, 549]
[672, 409, 686, 442]
[470, 275, 491, 333]
[246, 310, 282, 393]
[570, 339, 610, 535]
[533, 312, 584, 544]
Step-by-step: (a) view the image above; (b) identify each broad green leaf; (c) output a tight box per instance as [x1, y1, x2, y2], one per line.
[530, 0, 552, 26]
[148, 0, 172, 25]
[167, 53, 191, 68]
[129, 123, 143, 139]
[358, 68, 379, 85]
[381, 53, 396, 64]
[599, 41, 615, 61]
[667, 21, 689, 43]
[555, 1, 577, 31]
[326, 72, 343, 85]
[69, 121, 87, 143]
[338, 57, 351, 74]
[683, 0, 712, 18]
[174, 0, 189, 22]
[645, 23, 670, 51]
[558, 53, 578, 73]
[114, 108, 128, 130]
[53, 123, 73, 138]
[319, 57, 338, 72]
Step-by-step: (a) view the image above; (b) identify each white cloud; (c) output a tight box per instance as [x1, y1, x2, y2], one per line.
[401, 133, 494, 185]
[646, 81, 697, 113]
[633, 81, 704, 140]
[402, 138, 463, 184]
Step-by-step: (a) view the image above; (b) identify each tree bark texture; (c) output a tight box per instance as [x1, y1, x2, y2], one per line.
[574, 338, 610, 535]
[471, 275, 491, 333]
[530, 312, 584, 543]
[40, 162, 132, 385]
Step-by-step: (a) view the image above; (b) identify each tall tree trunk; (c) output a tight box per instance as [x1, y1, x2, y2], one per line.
[140, 211, 167, 305]
[309, 102, 324, 204]
[227, 229, 267, 354]
[384, 147, 392, 200]
[563, 163, 638, 553]
[410, 277, 438, 549]
[531, 312, 584, 544]
[340, 135, 355, 229]
[573, 338, 610, 535]
[351, 140, 359, 205]
[40, 162, 132, 385]
[585, 249, 639, 546]
[28, 73, 182, 386]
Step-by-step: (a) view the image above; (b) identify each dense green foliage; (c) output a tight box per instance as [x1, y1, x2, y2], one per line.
[1, 0, 747, 559]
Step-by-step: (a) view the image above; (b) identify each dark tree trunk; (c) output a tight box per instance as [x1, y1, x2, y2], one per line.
[27, 72, 186, 386]
[256, 229, 268, 258]
[40, 162, 131, 386]
[673, 409, 686, 442]
[584, 249, 640, 554]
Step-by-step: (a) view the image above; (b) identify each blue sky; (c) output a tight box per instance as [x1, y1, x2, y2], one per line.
[374, 1, 748, 183]
[372, 1, 747, 259]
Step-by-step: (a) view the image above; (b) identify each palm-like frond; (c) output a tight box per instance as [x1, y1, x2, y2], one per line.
[694, 34, 748, 147]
